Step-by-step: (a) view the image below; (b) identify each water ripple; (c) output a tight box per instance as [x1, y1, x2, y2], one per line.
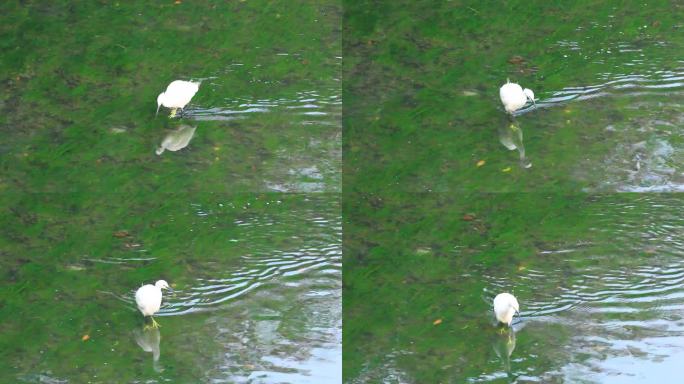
[190, 90, 341, 123]
[519, 66, 684, 116]
[121, 198, 341, 318]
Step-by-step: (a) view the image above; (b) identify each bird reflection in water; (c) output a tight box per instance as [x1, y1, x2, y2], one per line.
[492, 326, 517, 381]
[156, 125, 197, 155]
[134, 326, 163, 373]
[499, 121, 532, 169]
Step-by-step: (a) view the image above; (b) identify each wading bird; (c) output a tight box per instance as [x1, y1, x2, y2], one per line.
[135, 280, 172, 328]
[156, 80, 200, 118]
[499, 79, 535, 114]
[493, 292, 520, 327]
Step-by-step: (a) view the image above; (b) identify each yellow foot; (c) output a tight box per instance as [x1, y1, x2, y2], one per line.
[169, 108, 177, 118]
[144, 317, 161, 329]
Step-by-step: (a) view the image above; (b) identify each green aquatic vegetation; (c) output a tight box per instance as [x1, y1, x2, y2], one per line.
[0, 1, 340, 382]
[343, 193, 684, 381]
[344, 0, 684, 193]
[1, 1, 341, 194]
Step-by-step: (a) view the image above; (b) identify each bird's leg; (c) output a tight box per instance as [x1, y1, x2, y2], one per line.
[169, 108, 178, 118]
[143, 316, 161, 330]
[178, 108, 184, 118]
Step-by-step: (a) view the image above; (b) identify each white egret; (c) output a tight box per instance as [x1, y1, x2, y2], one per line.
[156, 125, 197, 155]
[493, 292, 520, 326]
[156, 80, 200, 118]
[499, 79, 535, 114]
[135, 280, 172, 328]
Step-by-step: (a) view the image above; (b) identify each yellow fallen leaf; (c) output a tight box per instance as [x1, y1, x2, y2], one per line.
[82, 334, 90, 341]
[433, 318, 443, 325]
[502, 167, 511, 172]
[476, 160, 485, 167]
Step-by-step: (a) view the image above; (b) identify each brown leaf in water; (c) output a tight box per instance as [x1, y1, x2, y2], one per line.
[508, 55, 526, 65]
[476, 160, 485, 167]
[433, 318, 443, 325]
[82, 334, 90, 341]
[113, 231, 129, 238]
[462, 214, 476, 221]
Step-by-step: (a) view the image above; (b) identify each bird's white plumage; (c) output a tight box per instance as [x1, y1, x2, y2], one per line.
[156, 80, 200, 115]
[523, 88, 534, 102]
[135, 280, 169, 317]
[156, 125, 197, 155]
[499, 80, 535, 113]
[493, 292, 519, 326]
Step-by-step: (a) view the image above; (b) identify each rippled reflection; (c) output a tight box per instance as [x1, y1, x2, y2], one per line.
[133, 326, 162, 373]
[499, 121, 531, 168]
[156, 125, 197, 155]
[491, 327, 516, 379]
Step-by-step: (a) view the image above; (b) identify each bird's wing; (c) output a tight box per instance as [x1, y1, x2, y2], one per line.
[165, 80, 185, 92]
[166, 80, 198, 94]
[135, 286, 147, 310]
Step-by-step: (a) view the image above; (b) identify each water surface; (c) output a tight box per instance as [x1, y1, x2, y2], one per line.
[3, 193, 340, 383]
[344, 193, 684, 382]
[343, 2, 684, 381]
[344, 1, 684, 193]
[1, 1, 340, 382]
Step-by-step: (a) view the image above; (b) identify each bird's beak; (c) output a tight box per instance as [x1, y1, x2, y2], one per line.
[156, 104, 161, 117]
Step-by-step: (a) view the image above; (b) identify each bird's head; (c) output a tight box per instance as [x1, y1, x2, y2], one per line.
[523, 88, 535, 104]
[510, 298, 520, 322]
[156, 93, 165, 116]
[155, 280, 172, 291]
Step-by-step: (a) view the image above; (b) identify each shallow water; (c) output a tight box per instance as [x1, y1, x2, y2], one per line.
[344, 194, 684, 383]
[1, 2, 340, 194]
[343, 1, 684, 382]
[1, 2, 340, 383]
[344, 1, 684, 193]
[3, 194, 340, 383]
